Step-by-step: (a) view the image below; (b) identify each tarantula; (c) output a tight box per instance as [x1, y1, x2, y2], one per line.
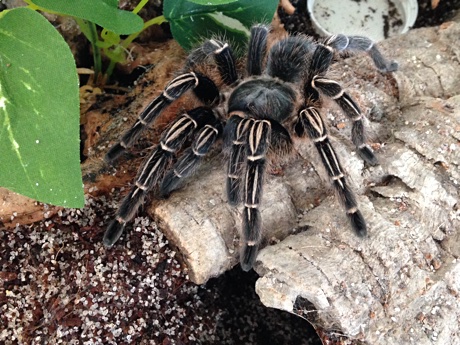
[103, 24, 397, 271]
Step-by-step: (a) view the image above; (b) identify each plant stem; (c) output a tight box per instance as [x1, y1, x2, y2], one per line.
[132, 0, 150, 14]
[144, 15, 168, 30]
[88, 23, 102, 80]
[121, 15, 168, 49]
[105, 59, 117, 79]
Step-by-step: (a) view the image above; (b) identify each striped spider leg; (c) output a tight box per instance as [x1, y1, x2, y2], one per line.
[105, 38, 237, 163]
[304, 35, 398, 166]
[296, 106, 367, 236]
[104, 107, 222, 246]
[291, 36, 393, 237]
[105, 72, 217, 162]
[224, 114, 293, 271]
[324, 34, 398, 73]
[104, 37, 238, 246]
[290, 33, 399, 234]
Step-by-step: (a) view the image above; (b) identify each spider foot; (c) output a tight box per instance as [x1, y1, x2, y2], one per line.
[240, 244, 259, 271]
[358, 146, 379, 166]
[103, 220, 126, 247]
[378, 59, 399, 73]
[348, 210, 367, 237]
[105, 142, 125, 163]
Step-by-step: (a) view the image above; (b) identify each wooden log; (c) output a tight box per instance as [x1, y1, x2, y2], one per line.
[149, 21, 460, 344]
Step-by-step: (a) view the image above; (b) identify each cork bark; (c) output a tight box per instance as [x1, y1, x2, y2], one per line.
[151, 22, 460, 344]
[253, 22, 460, 344]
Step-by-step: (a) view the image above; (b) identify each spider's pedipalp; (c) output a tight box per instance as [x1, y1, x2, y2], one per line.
[311, 76, 378, 165]
[247, 24, 269, 76]
[325, 34, 398, 73]
[298, 107, 367, 236]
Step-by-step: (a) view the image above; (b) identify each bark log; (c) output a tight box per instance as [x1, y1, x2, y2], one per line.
[149, 22, 460, 344]
[67, 20, 460, 344]
[253, 22, 460, 344]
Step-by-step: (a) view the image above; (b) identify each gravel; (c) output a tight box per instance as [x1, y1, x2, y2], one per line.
[0, 194, 319, 344]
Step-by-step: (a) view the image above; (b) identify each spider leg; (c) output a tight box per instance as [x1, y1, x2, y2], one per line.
[224, 115, 274, 270]
[106, 72, 219, 162]
[106, 36, 238, 163]
[247, 24, 269, 76]
[103, 107, 216, 247]
[241, 119, 271, 271]
[160, 117, 223, 197]
[208, 40, 238, 85]
[223, 114, 253, 206]
[185, 39, 238, 85]
[324, 34, 398, 73]
[312, 76, 377, 165]
[240, 119, 293, 271]
[296, 107, 367, 237]
[303, 44, 377, 165]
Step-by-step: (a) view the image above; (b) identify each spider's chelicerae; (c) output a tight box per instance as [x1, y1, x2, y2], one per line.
[103, 25, 397, 271]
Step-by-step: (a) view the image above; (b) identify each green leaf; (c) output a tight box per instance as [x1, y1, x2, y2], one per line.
[186, 0, 238, 5]
[32, 0, 144, 34]
[0, 8, 84, 208]
[102, 0, 119, 7]
[164, 0, 279, 52]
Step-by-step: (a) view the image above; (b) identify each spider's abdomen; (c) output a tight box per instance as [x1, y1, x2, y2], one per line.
[228, 78, 297, 122]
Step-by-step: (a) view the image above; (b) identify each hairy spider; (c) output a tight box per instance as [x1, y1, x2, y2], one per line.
[103, 25, 397, 271]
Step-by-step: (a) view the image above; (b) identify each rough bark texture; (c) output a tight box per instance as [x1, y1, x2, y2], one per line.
[257, 24, 460, 344]
[150, 22, 460, 344]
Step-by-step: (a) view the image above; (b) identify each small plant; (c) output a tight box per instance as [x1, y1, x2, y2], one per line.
[0, 0, 278, 209]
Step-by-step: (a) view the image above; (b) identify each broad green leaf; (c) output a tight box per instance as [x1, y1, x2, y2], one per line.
[31, 0, 144, 34]
[186, 0, 238, 5]
[0, 8, 84, 208]
[102, 0, 119, 7]
[164, 0, 279, 52]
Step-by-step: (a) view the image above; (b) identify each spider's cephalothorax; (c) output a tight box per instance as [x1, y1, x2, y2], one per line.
[103, 25, 398, 271]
